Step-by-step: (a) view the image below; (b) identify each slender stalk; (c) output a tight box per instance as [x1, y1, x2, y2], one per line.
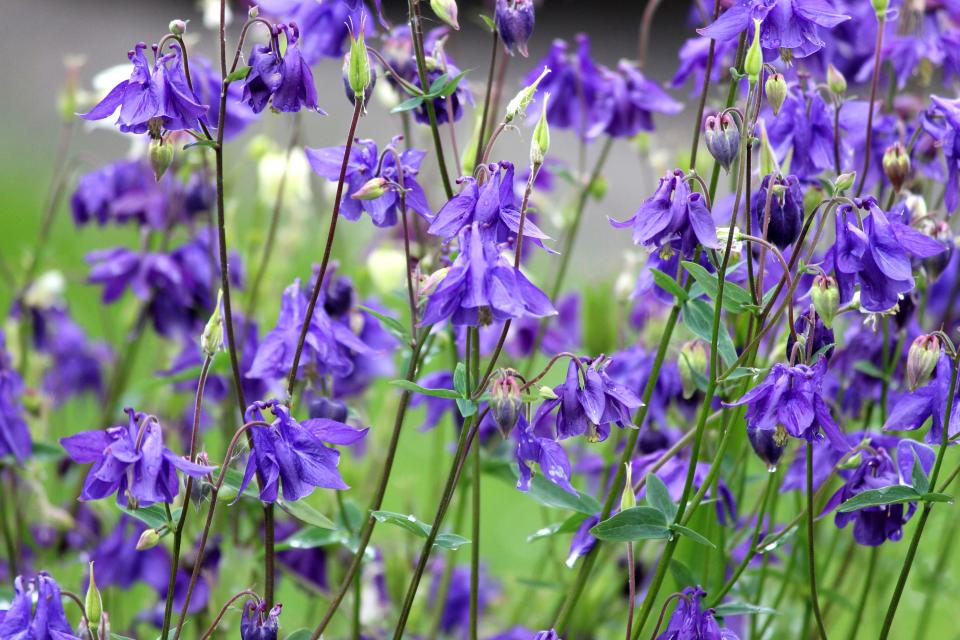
[468, 433, 482, 640]
[625, 542, 636, 640]
[688, 0, 721, 174]
[637, 0, 664, 68]
[474, 30, 499, 169]
[805, 442, 828, 640]
[200, 590, 262, 640]
[0, 468, 17, 578]
[854, 15, 886, 197]
[846, 546, 879, 640]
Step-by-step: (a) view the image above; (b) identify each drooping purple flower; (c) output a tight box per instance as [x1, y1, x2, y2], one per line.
[724, 356, 848, 450]
[0, 329, 31, 464]
[193, 55, 259, 139]
[884, 352, 960, 444]
[80, 42, 207, 135]
[242, 24, 321, 114]
[606, 345, 692, 428]
[237, 400, 367, 503]
[514, 413, 576, 494]
[59, 408, 215, 506]
[420, 222, 556, 327]
[699, 0, 850, 60]
[824, 439, 935, 545]
[0, 573, 80, 640]
[305, 137, 431, 227]
[784, 309, 835, 362]
[610, 169, 719, 257]
[922, 94, 960, 213]
[30, 306, 107, 404]
[532, 357, 643, 443]
[428, 161, 552, 250]
[258, 0, 376, 64]
[71, 159, 177, 229]
[671, 36, 739, 94]
[247, 279, 373, 383]
[241, 601, 282, 640]
[590, 61, 682, 139]
[495, 0, 535, 57]
[766, 88, 838, 180]
[655, 586, 738, 640]
[751, 174, 804, 249]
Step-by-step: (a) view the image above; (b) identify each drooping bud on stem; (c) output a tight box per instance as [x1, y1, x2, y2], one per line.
[906, 334, 940, 390]
[678, 340, 708, 399]
[136, 528, 161, 551]
[827, 64, 847, 95]
[744, 19, 763, 84]
[149, 138, 174, 182]
[704, 113, 739, 173]
[430, 0, 460, 30]
[748, 425, 788, 472]
[620, 462, 636, 511]
[882, 142, 911, 193]
[530, 94, 550, 167]
[811, 275, 840, 328]
[490, 369, 523, 436]
[169, 19, 187, 35]
[201, 289, 224, 356]
[764, 73, 787, 116]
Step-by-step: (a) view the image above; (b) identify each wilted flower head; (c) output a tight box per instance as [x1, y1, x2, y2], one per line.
[0, 573, 80, 639]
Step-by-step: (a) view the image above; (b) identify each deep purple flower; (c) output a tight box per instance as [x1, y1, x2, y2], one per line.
[606, 345, 691, 428]
[258, 0, 375, 64]
[610, 169, 719, 257]
[0, 573, 80, 640]
[242, 24, 321, 114]
[724, 356, 848, 450]
[824, 439, 935, 545]
[305, 137, 431, 227]
[30, 306, 107, 404]
[71, 159, 176, 228]
[193, 55, 259, 139]
[751, 174, 804, 249]
[532, 357, 643, 442]
[495, 0, 535, 57]
[420, 222, 555, 327]
[699, 0, 849, 60]
[241, 601, 282, 640]
[655, 586, 738, 640]
[785, 309, 835, 362]
[428, 161, 551, 249]
[59, 408, 215, 506]
[247, 279, 372, 383]
[514, 413, 576, 494]
[884, 352, 960, 443]
[0, 330, 31, 463]
[922, 94, 960, 213]
[237, 400, 367, 503]
[80, 42, 207, 135]
[766, 88, 838, 180]
[590, 61, 682, 139]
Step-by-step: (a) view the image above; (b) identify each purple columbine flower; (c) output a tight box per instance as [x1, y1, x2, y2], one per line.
[766, 87, 838, 180]
[237, 400, 367, 503]
[724, 355, 848, 451]
[1, 329, 31, 464]
[610, 169, 719, 258]
[247, 278, 372, 383]
[59, 408, 215, 506]
[671, 36, 738, 94]
[921, 94, 960, 213]
[410, 56, 473, 126]
[0, 573, 80, 639]
[514, 413, 576, 494]
[829, 197, 945, 312]
[751, 174, 804, 249]
[655, 586, 738, 640]
[80, 42, 207, 135]
[420, 222, 556, 327]
[240, 601, 282, 640]
[71, 159, 172, 228]
[429, 562, 497, 635]
[823, 439, 935, 546]
[590, 61, 682, 139]
[193, 55, 259, 139]
[428, 161, 552, 250]
[29, 306, 107, 405]
[533, 357, 643, 442]
[305, 136, 431, 227]
[257, 0, 376, 64]
[698, 0, 849, 60]
[495, 0, 535, 57]
[242, 24, 322, 114]
[884, 352, 960, 443]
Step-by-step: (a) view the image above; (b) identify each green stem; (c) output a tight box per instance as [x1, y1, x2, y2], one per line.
[806, 441, 828, 640]
[854, 16, 885, 197]
[846, 546, 878, 640]
[469, 327, 481, 640]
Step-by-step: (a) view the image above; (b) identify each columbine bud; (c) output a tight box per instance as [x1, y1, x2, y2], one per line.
[352, 177, 389, 200]
[744, 19, 763, 83]
[748, 425, 788, 471]
[811, 275, 840, 328]
[505, 67, 550, 123]
[495, 0, 536, 57]
[907, 334, 940, 390]
[539, 385, 558, 400]
[755, 174, 804, 249]
[919, 219, 952, 280]
[169, 19, 187, 35]
[704, 113, 739, 173]
[248, 5, 259, 18]
[430, 0, 460, 30]
[490, 369, 523, 436]
[308, 397, 349, 423]
[620, 463, 636, 511]
[882, 142, 911, 193]
[678, 341, 708, 399]
[201, 289, 224, 356]
[834, 171, 856, 193]
[347, 19, 372, 99]
[136, 528, 161, 551]
[872, 0, 889, 19]
[149, 138, 174, 181]
[764, 73, 787, 116]
[85, 562, 103, 630]
[826, 64, 846, 95]
[530, 94, 550, 167]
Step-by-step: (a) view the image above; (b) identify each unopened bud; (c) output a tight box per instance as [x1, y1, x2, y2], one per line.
[811, 275, 840, 328]
[430, 0, 460, 30]
[834, 171, 856, 193]
[169, 19, 187, 35]
[149, 138, 174, 181]
[765, 73, 787, 116]
[704, 113, 739, 173]
[419, 267, 450, 298]
[347, 20, 372, 99]
[136, 528, 161, 551]
[352, 177, 389, 200]
[539, 385, 558, 400]
[747, 425, 788, 471]
[530, 94, 551, 167]
[827, 64, 846, 95]
[678, 340, 708, 399]
[85, 562, 103, 630]
[201, 289, 224, 356]
[620, 463, 636, 511]
[872, 0, 889, 19]
[506, 67, 550, 123]
[744, 19, 763, 83]
[490, 369, 523, 436]
[248, 4, 260, 18]
[906, 334, 940, 391]
[883, 142, 911, 193]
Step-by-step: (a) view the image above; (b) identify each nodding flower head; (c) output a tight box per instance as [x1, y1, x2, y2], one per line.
[241, 601, 282, 640]
[495, 0, 536, 57]
[704, 113, 739, 172]
[752, 174, 804, 250]
[242, 23, 322, 114]
[490, 369, 524, 436]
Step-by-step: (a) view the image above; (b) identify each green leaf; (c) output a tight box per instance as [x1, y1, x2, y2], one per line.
[920, 492, 954, 504]
[681, 261, 754, 313]
[391, 96, 424, 114]
[645, 474, 677, 521]
[852, 360, 885, 379]
[390, 379, 461, 399]
[183, 139, 218, 151]
[117, 504, 178, 530]
[526, 514, 587, 543]
[225, 65, 251, 82]
[359, 305, 409, 342]
[274, 526, 344, 551]
[837, 485, 920, 512]
[590, 506, 672, 542]
[713, 602, 778, 617]
[650, 268, 688, 303]
[370, 510, 470, 549]
[483, 459, 601, 515]
[682, 299, 738, 367]
[435, 69, 470, 98]
[277, 498, 336, 530]
[911, 449, 930, 494]
[670, 524, 716, 549]
[478, 13, 496, 32]
[456, 397, 478, 418]
[284, 630, 313, 640]
[426, 72, 450, 95]
[454, 362, 468, 395]
[669, 560, 697, 590]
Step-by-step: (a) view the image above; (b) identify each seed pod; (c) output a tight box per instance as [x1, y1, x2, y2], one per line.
[85, 562, 103, 630]
[765, 73, 787, 115]
[530, 94, 551, 167]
